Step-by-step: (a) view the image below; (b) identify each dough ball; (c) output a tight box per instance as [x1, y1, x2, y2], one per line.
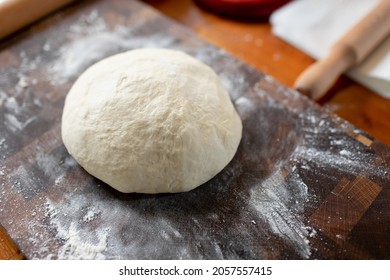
[61, 48, 242, 193]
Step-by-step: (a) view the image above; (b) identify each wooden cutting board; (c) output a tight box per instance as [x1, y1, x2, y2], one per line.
[0, 0, 389, 259]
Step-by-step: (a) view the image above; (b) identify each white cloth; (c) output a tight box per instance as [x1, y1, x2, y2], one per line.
[270, 0, 390, 98]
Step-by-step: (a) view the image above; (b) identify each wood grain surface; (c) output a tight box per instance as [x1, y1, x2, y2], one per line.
[0, 0, 389, 260]
[0, 225, 24, 259]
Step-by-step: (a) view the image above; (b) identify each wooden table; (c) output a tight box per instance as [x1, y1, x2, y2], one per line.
[0, 0, 389, 260]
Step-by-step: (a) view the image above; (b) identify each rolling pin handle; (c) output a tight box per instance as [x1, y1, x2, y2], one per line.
[0, 0, 76, 40]
[294, 45, 356, 100]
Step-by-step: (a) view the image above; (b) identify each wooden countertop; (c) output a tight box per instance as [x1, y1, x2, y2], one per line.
[0, 0, 389, 260]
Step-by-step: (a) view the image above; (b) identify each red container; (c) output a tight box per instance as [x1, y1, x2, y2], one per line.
[194, 0, 291, 21]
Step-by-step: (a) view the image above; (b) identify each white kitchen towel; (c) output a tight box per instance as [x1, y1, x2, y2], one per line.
[270, 0, 390, 98]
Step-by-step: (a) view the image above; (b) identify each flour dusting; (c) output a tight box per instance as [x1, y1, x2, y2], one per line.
[46, 9, 176, 85]
[45, 199, 109, 260]
[249, 163, 315, 259]
[40, 189, 200, 259]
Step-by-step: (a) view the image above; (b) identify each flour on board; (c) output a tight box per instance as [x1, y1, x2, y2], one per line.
[46, 199, 109, 260]
[249, 163, 314, 259]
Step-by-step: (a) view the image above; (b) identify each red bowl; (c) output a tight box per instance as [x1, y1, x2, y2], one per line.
[194, 0, 291, 20]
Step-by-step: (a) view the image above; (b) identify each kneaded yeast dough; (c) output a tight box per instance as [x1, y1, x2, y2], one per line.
[61, 48, 242, 193]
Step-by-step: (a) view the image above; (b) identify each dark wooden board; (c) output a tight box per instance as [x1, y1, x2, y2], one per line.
[0, 0, 389, 259]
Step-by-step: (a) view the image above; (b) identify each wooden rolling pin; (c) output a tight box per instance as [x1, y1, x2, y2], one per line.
[0, 0, 76, 40]
[294, 0, 390, 100]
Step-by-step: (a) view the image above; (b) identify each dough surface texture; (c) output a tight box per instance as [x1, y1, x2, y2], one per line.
[61, 48, 242, 193]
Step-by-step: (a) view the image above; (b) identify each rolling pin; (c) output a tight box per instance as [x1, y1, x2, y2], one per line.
[294, 0, 390, 100]
[0, 0, 76, 40]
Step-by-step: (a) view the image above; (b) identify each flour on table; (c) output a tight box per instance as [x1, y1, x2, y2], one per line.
[249, 163, 315, 259]
[40, 190, 197, 259]
[46, 8, 176, 85]
[45, 199, 108, 260]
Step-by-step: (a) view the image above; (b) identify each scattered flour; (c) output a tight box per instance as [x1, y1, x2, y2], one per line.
[47, 30, 176, 84]
[45, 200, 108, 260]
[40, 190, 197, 260]
[249, 163, 315, 259]
[46, 9, 177, 85]
[82, 208, 101, 223]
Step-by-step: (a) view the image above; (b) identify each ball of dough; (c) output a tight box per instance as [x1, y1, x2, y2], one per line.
[61, 48, 242, 193]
